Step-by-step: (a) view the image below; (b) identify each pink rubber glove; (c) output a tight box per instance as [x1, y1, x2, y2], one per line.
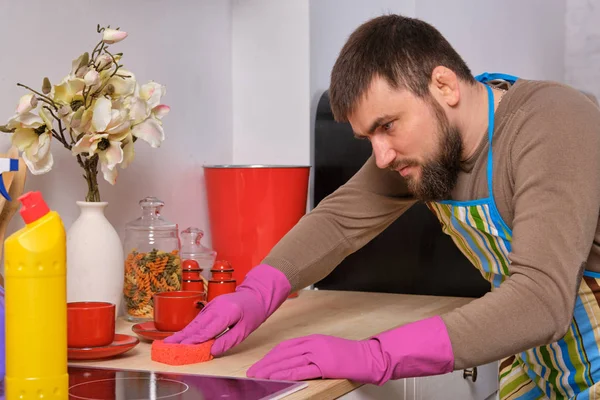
[246, 316, 454, 385]
[164, 264, 291, 356]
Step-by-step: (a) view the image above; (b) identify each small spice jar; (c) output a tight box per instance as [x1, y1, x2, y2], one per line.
[182, 259, 202, 281]
[210, 260, 234, 280]
[207, 280, 237, 302]
[207, 260, 236, 302]
[181, 259, 206, 296]
[182, 279, 206, 294]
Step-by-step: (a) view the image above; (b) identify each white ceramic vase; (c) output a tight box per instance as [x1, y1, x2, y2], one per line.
[66, 201, 124, 311]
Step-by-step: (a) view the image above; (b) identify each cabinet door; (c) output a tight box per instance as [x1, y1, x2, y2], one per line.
[340, 361, 499, 400]
[416, 361, 499, 400]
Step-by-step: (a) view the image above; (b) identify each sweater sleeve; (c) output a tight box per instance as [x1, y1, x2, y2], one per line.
[441, 86, 600, 369]
[263, 154, 415, 291]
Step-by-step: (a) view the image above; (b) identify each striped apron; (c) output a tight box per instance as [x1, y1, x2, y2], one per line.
[427, 73, 600, 400]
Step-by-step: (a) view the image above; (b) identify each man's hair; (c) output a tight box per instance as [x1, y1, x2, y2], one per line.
[329, 14, 476, 122]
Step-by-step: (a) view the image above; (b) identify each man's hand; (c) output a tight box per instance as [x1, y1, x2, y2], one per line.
[164, 264, 291, 356]
[247, 316, 455, 385]
[247, 334, 387, 383]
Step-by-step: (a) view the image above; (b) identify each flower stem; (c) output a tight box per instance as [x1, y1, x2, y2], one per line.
[90, 39, 104, 61]
[37, 97, 58, 110]
[44, 106, 70, 148]
[16, 83, 57, 108]
[79, 154, 101, 202]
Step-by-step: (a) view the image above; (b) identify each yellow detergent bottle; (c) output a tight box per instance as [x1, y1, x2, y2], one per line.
[4, 191, 68, 399]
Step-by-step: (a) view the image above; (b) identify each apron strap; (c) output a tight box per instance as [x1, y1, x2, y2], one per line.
[475, 72, 519, 199]
[475, 72, 519, 84]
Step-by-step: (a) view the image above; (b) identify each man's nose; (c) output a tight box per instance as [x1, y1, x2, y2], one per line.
[371, 135, 395, 169]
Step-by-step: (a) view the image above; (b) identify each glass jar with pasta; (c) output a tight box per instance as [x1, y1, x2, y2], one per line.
[122, 196, 181, 322]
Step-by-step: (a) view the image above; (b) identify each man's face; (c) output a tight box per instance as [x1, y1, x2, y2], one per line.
[347, 76, 463, 201]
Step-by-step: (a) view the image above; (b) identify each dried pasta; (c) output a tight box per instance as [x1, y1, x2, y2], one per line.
[123, 248, 181, 319]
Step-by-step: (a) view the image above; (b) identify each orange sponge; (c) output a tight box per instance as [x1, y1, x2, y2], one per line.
[151, 339, 215, 365]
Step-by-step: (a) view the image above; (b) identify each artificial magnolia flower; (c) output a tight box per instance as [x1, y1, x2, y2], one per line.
[152, 104, 170, 119]
[128, 81, 166, 122]
[3, 24, 169, 202]
[54, 77, 85, 111]
[72, 97, 131, 184]
[131, 117, 164, 148]
[96, 54, 113, 71]
[120, 132, 135, 169]
[128, 96, 149, 125]
[23, 133, 53, 175]
[10, 108, 54, 174]
[139, 81, 165, 109]
[90, 96, 131, 134]
[84, 69, 100, 87]
[57, 105, 71, 118]
[91, 96, 112, 132]
[16, 94, 38, 115]
[72, 131, 126, 185]
[102, 28, 127, 44]
[71, 52, 90, 78]
[106, 69, 135, 98]
[126, 81, 169, 148]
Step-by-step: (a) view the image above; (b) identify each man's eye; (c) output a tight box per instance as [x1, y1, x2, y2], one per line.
[382, 121, 394, 131]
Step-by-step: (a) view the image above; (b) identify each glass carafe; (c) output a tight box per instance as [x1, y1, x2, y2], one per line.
[122, 196, 181, 322]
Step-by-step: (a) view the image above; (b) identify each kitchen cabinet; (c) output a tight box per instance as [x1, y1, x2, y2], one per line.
[340, 361, 499, 400]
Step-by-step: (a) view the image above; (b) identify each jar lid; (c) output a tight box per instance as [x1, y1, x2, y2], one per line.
[182, 259, 203, 271]
[125, 196, 177, 231]
[180, 227, 216, 257]
[211, 260, 233, 272]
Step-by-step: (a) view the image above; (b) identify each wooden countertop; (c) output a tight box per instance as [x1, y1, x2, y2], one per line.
[69, 289, 473, 400]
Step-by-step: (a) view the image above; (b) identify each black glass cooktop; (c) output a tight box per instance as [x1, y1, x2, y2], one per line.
[67, 365, 307, 400]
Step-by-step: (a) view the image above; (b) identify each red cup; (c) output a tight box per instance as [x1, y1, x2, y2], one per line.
[67, 302, 116, 348]
[153, 291, 206, 332]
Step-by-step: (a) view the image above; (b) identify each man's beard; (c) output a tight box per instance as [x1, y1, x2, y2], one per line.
[391, 99, 463, 202]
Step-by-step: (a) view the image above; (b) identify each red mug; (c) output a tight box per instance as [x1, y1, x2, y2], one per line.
[153, 291, 206, 332]
[67, 302, 115, 348]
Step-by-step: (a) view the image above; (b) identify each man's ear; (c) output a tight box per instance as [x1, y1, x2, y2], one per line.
[429, 66, 460, 107]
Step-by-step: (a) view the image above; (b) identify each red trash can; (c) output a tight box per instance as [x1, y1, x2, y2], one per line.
[203, 165, 310, 291]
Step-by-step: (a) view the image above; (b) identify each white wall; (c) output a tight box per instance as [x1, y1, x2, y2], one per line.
[0, 1, 233, 247]
[309, 0, 416, 100]
[565, 0, 600, 98]
[309, 0, 566, 103]
[415, 0, 566, 82]
[231, 0, 310, 166]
